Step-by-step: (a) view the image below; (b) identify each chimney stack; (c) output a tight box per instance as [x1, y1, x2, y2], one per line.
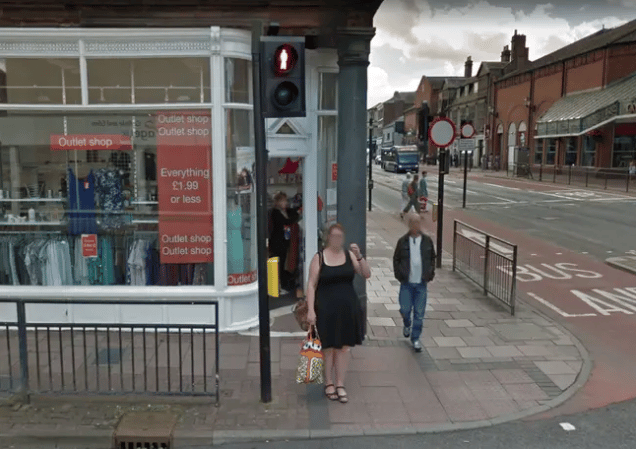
[501, 45, 511, 63]
[464, 56, 473, 78]
[511, 33, 528, 61]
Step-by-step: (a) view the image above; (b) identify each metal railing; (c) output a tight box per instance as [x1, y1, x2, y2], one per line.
[0, 299, 219, 404]
[533, 164, 635, 192]
[452, 220, 518, 315]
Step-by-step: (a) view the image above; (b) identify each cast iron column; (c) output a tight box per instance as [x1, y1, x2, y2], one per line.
[336, 27, 375, 339]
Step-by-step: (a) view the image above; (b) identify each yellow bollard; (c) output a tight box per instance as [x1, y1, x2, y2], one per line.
[432, 202, 438, 222]
[267, 257, 279, 297]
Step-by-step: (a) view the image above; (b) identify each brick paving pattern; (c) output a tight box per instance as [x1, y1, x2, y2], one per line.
[0, 208, 589, 447]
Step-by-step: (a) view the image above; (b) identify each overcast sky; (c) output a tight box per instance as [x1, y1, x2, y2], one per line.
[368, 0, 636, 107]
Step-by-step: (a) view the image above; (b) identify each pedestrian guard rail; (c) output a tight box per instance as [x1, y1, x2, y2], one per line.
[513, 164, 635, 192]
[453, 220, 517, 315]
[0, 297, 220, 404]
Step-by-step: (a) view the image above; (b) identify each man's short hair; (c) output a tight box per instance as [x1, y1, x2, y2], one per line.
[406, 212, 421, 226]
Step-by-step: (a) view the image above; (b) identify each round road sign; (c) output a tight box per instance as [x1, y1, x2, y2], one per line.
[429, 117, 456, 148]
[461, 123, 476, 139]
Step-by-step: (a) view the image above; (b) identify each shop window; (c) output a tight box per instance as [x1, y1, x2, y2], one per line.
[546, 138, 557, 165]
[225, 58, 251, 104]
[87, 58, 211, 104]
[2, 58, 81, 105]
[534, 139, 544, 164]
[565, 137, 577, 165]
[0, 111, 215, 287]
[612, 134, 636, 168]
[318, 72, 337, 111]
[225, 109, 256, 286]
[318, 115, 337, 229]
[582, 136, 596, 167]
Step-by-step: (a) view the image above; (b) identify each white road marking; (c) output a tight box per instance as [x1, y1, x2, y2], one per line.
[483, 183, 522, 191]
[526, 292, 597, 317]
[560, 423, 576, 431]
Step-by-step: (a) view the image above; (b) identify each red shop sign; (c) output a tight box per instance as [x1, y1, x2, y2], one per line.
[50, 134, 133, 151]
[81, 234, 98, 258]
[332, 163, 338, 182]
[156, 111, 214, 264]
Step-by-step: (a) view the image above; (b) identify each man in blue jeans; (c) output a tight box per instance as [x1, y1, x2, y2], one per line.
[392, 213, 436, 352]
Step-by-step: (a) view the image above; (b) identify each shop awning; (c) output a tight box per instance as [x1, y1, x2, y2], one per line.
[535, 72, 636, 138]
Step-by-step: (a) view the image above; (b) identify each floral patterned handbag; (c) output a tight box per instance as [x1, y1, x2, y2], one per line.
[295, 326, 325, 385]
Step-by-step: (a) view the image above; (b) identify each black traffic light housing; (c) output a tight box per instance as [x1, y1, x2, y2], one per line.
[260, 36, 306, 118]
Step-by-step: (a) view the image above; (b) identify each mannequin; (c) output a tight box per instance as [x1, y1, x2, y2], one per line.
[227, 194, 244, 275]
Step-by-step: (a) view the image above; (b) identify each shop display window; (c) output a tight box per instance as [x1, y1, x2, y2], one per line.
[546, 138, 557, 165]
[87, 58, 211, 104]
[0, 58, 82, 105]
[534, 138, 544, 164]
[225, 108, 257, 286]
[0, 111, 215, 286]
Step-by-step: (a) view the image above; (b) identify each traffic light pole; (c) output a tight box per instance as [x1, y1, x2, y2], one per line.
[251, 21, 272, 404]
[436, 148, 445, 269]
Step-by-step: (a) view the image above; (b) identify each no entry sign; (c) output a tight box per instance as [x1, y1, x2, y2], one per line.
[429, 117, 456, 148]
[461, 122, 476, 139]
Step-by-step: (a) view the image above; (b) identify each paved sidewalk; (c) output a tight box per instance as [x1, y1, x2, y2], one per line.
[0, 209, 590, 448]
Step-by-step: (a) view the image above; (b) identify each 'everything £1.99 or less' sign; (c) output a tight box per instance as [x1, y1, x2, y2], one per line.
[156, 111, 214, 264]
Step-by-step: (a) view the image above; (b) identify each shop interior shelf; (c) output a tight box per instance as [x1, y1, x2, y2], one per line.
[131, 201, 158, 205]
[131, 219, 158, 224]
[0, 221, 66, 226]
[0, 198, 66, 203]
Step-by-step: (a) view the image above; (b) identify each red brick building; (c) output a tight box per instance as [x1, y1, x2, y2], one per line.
[491, 20, 636, 171]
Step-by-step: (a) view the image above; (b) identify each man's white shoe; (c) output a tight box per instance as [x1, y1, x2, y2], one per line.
[412, 340, 423, 352]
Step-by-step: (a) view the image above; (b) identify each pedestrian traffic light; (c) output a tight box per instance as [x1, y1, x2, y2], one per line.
[260, 36, 306, 118]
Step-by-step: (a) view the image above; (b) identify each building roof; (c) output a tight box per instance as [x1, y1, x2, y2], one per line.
[500, 18, 636, 81]
[536, 70, 636, 124]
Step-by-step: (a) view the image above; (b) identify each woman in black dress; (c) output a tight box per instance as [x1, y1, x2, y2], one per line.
[306, 224, 371, 403]
[269, 192, 300, 294]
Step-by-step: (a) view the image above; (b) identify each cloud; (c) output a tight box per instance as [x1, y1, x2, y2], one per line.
[368, 0, 636, 107]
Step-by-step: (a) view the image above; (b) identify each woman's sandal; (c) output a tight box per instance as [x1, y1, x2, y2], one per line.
[336, 386, 349, 403]
[324, 384, 339, 401]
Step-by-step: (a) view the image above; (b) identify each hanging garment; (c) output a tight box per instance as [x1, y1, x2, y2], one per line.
[95, 168, 125, 231]
[227, 205, 244, 274]
[68, 168, 98, 235]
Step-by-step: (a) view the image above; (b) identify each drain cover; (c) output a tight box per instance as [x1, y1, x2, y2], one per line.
[113, 412, 178, 449]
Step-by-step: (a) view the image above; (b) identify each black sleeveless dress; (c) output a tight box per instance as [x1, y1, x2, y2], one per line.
[315, 251, 363, 350]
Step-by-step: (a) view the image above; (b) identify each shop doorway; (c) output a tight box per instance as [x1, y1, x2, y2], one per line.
[267, 156, 305, 309]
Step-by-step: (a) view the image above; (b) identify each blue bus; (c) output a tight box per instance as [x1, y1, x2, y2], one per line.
[382, 145, 420, 173]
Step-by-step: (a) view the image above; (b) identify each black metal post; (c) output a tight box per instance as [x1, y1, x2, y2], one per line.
[251, 21, 272, 404]
[483, 235, 490, 296]
[539, 163, 543, 181]
[436, 148, 445, 269]
[462, 150, 468, 208]
[368, 118, 373, 212]
[17, 300, 30, 404]
[568, 165, 572, 185]
[627, 171, 630, 193]
[586, 168, 589, 187]
[452, 220, 457, 272]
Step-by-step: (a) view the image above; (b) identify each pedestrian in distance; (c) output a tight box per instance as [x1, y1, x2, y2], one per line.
[306, 223, 371, 403]
[419, 171, 428, 213]
[400, 172, 412, 219]
[392, 213, 436, 352]
[402, 174, 420, 216]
